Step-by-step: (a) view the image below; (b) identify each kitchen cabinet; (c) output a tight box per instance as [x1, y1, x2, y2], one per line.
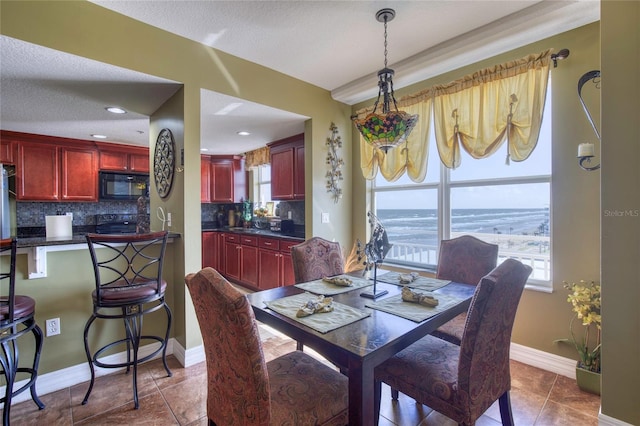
[221, 232, 258, 287]
[268, 134, 304, 201]
[202, 231, 219, 270]
[258, 236, 298, 289]
[97, 143, 149, 173]
[0, 137, 14, 164]
[201, 155, 247, 203]
[16, 141, 98, 201]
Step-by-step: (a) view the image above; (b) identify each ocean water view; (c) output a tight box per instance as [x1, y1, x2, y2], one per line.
[377, 208, 551, 280]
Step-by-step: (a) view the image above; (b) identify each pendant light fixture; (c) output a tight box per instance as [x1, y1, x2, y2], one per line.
[352, 8, 418, 153]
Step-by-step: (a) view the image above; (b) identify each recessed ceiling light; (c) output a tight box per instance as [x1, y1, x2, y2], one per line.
[91, 134, 107, 139]
[237, 131, 251, 136]
[106, 107, 127, 114]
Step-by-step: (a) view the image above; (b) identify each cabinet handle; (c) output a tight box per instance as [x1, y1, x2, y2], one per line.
[265, 242, 272, 246]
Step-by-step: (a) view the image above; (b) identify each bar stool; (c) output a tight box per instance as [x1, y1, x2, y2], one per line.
[1, 238, 45, 425]
[82, 231, 172, 409]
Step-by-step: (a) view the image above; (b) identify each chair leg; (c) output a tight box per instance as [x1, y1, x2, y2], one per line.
[391, 387, 399, 400]
[498, 391, 514, 426]
[82, 315, 98, 405]
[374, 379, 382, 426]
[29, 324, 45, 410]
[296, 341, 304, 351]
[124, 312, 142, 409]
[161, 302, 173, 377]
[1, 338, 16, 426]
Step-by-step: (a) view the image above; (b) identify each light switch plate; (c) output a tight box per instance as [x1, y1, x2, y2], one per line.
[321, 212, 330, 224]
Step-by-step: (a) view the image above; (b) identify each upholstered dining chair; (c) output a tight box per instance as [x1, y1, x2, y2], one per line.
[374, 259, 532, 426]
[432, 235, 499, 345]
[1, 238, 45, 425]
[82, 231, 172, 409]
[290, 236, 346, 352]
[291, 236, 345, 284]
[185, 267, 349, 426]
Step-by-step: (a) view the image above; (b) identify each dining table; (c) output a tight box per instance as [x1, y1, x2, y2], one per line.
[246, 274, 476, 425]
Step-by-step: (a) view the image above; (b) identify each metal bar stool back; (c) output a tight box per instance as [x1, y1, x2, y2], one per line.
[1, 238, 45, 425]
[82, 231, 172, 409]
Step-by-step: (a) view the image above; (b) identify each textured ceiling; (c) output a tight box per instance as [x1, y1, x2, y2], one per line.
[0, 1, 599, 154]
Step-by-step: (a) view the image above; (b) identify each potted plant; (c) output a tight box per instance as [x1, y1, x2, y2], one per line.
[555, 280, 601, 395]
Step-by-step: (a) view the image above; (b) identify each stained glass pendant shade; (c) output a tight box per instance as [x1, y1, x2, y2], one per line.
[352, 8, 418, 153]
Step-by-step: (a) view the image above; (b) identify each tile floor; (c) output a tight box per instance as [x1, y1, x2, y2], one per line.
[8, 324, 600, 425]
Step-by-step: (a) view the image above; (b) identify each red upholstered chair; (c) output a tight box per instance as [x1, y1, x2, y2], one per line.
[1, 238, 45, 425]
[291, 237, 344, 284]
[185, 267, 348, 426]
[374, 259, 532, 426]
[432, 235, 499, 345]
[82, 231, 172, 409]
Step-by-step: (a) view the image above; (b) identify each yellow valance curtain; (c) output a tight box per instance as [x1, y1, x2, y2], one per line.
[244, 146, 270, 168]
[433, 49, 551, 168]
[357, 95, 433, 182]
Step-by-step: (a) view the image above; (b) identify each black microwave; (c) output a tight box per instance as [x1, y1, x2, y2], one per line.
[99, 172, 149, 201]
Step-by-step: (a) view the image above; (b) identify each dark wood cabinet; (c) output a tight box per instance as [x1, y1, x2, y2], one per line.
[268, 134, 304, 201]
[0, 137, 14, 164]
[201, 155, 246, 203]
[223, 233, 241, 281]
[202, 231, 219, 270]
[239, 235, 259, 288]
[280, 239, 298, 286]
[258, 236, 298, 289]
[60, 147, 98, 201]
[97, 144, 149, 173]
[16, 139, 98, 201]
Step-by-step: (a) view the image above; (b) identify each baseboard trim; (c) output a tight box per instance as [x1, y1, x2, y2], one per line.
[1, 338, 178, 407]
[509, 342, 577, 379]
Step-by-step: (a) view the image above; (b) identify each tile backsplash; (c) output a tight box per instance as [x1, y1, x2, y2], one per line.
[17, 201, 139, 227]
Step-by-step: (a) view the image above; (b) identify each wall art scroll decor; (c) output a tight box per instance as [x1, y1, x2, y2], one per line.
[154, 128, 176, 198]
[325, 122, 344, 203]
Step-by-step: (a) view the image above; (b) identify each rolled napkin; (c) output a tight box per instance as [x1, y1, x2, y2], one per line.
[401, 287, 439, 307]
[399, 272, 420, 284]
[296, 295, 335, 317]
[322, 276, 353, 287]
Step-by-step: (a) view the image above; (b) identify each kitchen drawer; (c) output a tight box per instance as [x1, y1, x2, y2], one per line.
[240, 235, 258, 246]
[258, 236, 280, 251]
[223, 233, 240, 243]
[280, 239, 300, 254]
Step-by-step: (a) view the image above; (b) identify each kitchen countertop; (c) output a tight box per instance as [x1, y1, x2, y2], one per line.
[15, 232, 182, 249]
[202, 226, 304, 241]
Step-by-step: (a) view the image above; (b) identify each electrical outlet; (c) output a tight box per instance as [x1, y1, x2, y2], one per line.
[167, 212, 172, 227]
[46, 318, 61, 336]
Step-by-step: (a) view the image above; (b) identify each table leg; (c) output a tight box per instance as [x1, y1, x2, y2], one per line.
[348, 358, 375, 425]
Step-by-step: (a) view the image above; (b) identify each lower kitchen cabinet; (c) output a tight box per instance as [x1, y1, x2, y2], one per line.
[202, 231, 219, 270]
[221, 232, 259, 287]
[258, 236, 298, 289]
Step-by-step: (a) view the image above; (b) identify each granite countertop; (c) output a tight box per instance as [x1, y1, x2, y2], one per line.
[15, 232, 182, 249]
[202, 226, 304, 241]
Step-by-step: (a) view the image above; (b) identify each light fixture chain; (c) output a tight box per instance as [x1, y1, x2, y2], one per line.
[383, 15, 388, 69]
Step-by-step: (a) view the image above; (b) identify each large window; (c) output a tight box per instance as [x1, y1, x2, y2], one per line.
[373, 92, 551, 286]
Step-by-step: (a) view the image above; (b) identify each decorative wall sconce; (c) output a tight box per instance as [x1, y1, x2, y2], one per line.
[325, 122, 344, 203]
[577, 70, 601, 171]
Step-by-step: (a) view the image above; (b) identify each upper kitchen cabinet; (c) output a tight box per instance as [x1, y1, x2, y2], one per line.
[96, 142, 149, 173]
[201, 155, 247, 203]
[15, 136, 98, 201]
[268, 134, 304, 201]
[0, 136, 15, 164]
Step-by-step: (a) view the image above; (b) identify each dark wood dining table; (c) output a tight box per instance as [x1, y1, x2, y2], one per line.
[247, 278, 476, 426]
